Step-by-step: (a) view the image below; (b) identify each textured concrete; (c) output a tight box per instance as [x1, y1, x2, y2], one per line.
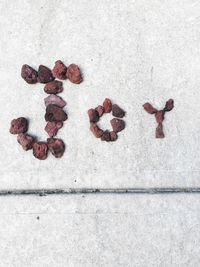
[0, 0, 200, 189]
[0, 194, 199, 267]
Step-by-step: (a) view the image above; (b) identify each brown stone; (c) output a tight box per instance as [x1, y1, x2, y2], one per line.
[44, 94, 66, 108]
[87, 109, 99, 123]
[112, 104, 125, 118]
[90, 123, 104, 138]
[66, 64, 82, 84]
[155, 110, 165, 124]
[44, 80, 63, 94]
[17, 133, 34, 151]
[110, 131, 118, 141]
[156, 123, 164, 138]
[110, 118, 125, 133]
[10, 117, 28, 134]
[45, 104, 68, 122]
[103, 98, 112, 113]
[101, 131, 111, 142]
[47, 138, 65, 158]
[52, 60, 67, 80]
[95, 105, 104, 117]
[164, 99, 174, 112]
[143, 103, 157, 114]
[21, 64, 38, 84]
[45, 121, 63, 137]
[38, 65, 55, 83]
[33, 142, 48, 160]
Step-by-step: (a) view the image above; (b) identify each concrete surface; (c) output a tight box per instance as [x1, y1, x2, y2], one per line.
[1, 0, 200, 189]
[0, 193, 199, 267]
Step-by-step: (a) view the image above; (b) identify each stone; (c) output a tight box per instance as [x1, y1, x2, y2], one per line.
[52, 60, 67, 80]
[112, 104, 125, 118]
[37, 65, 55, 83]
[45, 104, 68, 122]
[44, 94, 66, 108]
[47, 138, 65, 158]
[95, 105, 104, 117]
[17, 133, 34, 151]
[164, 99, 174, 112]
[156, 123, 164, 138]
[66, 64, 82, 84]
[143, 103, 157, 114]
[90, 123, 104, 138]
[103, 98, 112, 113]
[44, 80, 63, 94]
[101, 130, 111, 142]
[45, 121, 63, 137]
[110, 118, 125, 133]
[9, 117, 28, 134]
[110, 131, 118, 141]
[88, 109, 99, 123]
[155, 110, 165, 124]
[21, 64, 38, 84]
[33, 142, 48, 160]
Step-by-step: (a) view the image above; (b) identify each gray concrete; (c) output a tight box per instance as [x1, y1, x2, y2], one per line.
[1, 0, 200, 189]
[0, 194, 199, 267]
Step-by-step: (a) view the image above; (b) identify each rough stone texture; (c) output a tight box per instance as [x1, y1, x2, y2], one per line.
[45, 104, 68, 122]
[112, 104, 125, 118]
[143, 103, 158, 114]
[95, 105, 104, 117]
[110, 131, 118, 141]
[87, 109, 99, 123]
[101, 130, 111, 142]
[52, 60, 67, 80]
[33, 142, 48, 160]
[47, 138, 65, 158]
[37, 65, 55, 83]
[90, 123, 103, 138]
[66, 64, 82, 84]
[44, 94, 66, 108]
[156, 123, 165, 139]
[9, 117, 28, 135]
[21, 64, 38, 84]
[164, 99, 174, 112]
[44, 80, 63, 94]
[17, 133, 34, 151]
[103, 98, 112, 113]
[45, 121, 63, 137]
[110, 118, 125, 133]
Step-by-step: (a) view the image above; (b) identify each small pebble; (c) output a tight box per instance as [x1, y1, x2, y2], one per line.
[44, 80, 63, 94]
[21, 64, 38, 84]
[95, 105, 104, 117]
[110, 131, 118, 141]
[52, 60, 67, 80]
[90, 123, 104, 138]
[103, 98, 112, 113]
[47, 138, 65, 158]
[88, 109, 99, 123]
[101, 130, 111, 142]
[156, 123, 164, 138]
[45, 121, 63, 137]
[110, 118, 125, 133]
[45, 104, 68, 122]
[44, 94, 66, 108]
[10, 117, 28, 134]
[17, 133, 34, 151]
[112, 104, 125, 118]
[155, 110, 165, 124]
[164, 99, 174, 112]
[38, 65, 55, 83]
[33, 142, 48, 160]
[143, 103, 157, 114]
[66, 64, 82, 84]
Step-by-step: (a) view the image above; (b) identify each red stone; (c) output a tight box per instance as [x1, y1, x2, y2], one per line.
[45, 104, 68, 122]
[44, 80, 63, 94]
[110, 118, 125, 133]
[112, 104, 125, 118]
[52, 60, 67, 80]
[33, 142, 48, 160]
[44, 94, 66, 108]
[143, 103, 157, 114]
[156, 123, 164, 138]
[87, 109, 99, 123]
[90, 123, 103, 138]
[101, 130, 111, 142]
[47, 138, 65, 158]
[164, 99, 174, 112]
[155, 110, 165, 124]
[103, 98, 112, 113]
[38, 65, 55, 83]
[95, 105, 104, 117]
[17, 133, 34, 151]
[10, 117, 28, 134]
[66, 64, 82, 84]
[45, 121, 63, 137]
[21, 64, 38, 84]
[110, 131, 118, 141]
